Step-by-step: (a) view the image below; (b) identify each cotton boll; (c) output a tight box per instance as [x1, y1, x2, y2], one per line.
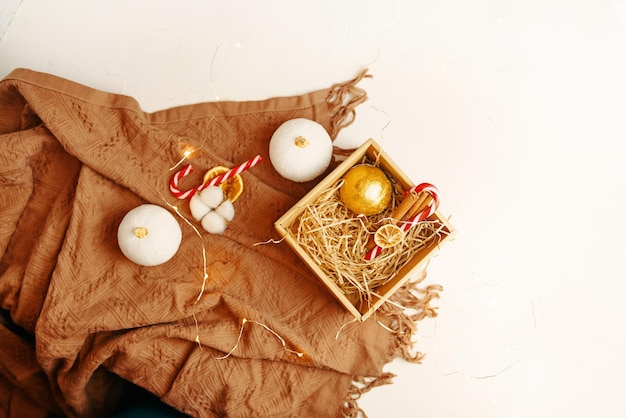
[215, 199, 235, 222]
[201, 211, 227, 234]
[189, 194, 211, 221]
[200, 186, 224, 209]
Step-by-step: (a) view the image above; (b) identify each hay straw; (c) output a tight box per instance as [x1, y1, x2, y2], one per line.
[290, 168, 449, 307]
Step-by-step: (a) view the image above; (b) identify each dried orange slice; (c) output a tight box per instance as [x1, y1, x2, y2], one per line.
[203, 166, 244, 202]
[373, 224, 405, 249]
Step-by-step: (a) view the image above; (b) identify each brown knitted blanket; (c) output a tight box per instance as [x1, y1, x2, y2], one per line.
[0, 69, 441, 418]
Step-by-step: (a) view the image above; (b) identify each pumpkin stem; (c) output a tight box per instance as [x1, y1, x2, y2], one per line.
[294, 136, 309, 148]
[134, 227, 149, 238]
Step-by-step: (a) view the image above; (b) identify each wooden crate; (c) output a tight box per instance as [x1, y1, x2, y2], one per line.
[275, 139, 455, 321]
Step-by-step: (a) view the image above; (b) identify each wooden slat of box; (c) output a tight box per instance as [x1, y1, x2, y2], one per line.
[275, 139, 455, 321]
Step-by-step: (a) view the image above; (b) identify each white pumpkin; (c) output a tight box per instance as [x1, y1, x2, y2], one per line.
[269, 118, 333, 182]
[117, 204, 182, 266]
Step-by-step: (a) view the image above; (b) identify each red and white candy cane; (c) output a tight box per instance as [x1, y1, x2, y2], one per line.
[170, 155, 263, 199]
[364, 183, 440, 262]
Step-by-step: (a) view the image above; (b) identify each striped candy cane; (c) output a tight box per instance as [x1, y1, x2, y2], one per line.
[169, 164, 197, 199]
[364, 183, 440, 261]
[170, 155, 263, 199]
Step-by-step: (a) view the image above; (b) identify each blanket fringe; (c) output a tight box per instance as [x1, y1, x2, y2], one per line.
[380, 273, 443, 363]
[326, 68, 372, 154]
[339, 274, 444, 416]
[340, 373, 396, 418]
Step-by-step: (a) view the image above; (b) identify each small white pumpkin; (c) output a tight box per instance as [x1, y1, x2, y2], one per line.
[117, 204, 182, 266]
[269, 118, 333, 182]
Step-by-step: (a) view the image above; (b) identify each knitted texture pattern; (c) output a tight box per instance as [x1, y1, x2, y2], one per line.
[0, 69, 441, 418]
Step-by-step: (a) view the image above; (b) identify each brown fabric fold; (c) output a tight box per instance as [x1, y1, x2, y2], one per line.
[0, 68, 441, 418]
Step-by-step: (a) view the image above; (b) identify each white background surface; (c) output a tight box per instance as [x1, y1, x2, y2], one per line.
[2, 1, 625, 417]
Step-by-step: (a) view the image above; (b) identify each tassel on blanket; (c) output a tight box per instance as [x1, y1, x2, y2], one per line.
[379, 273, 443, 363]
[340, 373, 396, 418]
[326, 69, 372, 155]
[339, 274, 444, 416]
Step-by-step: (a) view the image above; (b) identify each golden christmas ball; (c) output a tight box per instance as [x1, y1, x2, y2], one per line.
[339, 165, 392, 216]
